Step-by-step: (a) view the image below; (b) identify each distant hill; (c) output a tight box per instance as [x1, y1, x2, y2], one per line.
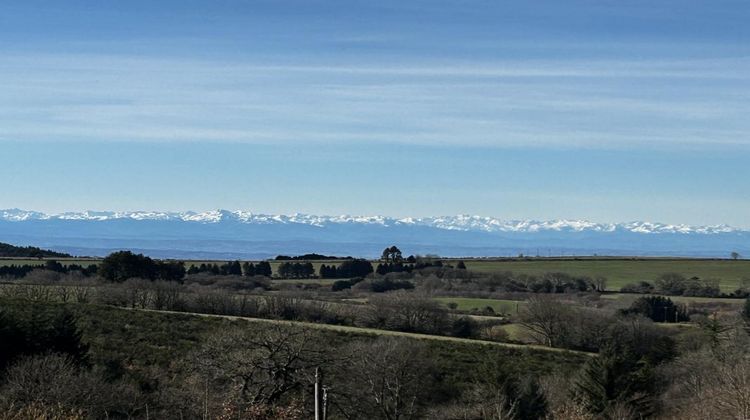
[0, 242, 71, 258]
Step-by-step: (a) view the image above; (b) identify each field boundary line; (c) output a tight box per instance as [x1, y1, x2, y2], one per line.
[123, 306, 595, 356]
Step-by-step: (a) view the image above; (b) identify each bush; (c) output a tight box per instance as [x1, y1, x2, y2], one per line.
[331, 279, 353, 291]
[621, 296, 689, 323]
[620, 281, 654, 294]
[353, 276, 414, 293]
[450, 316, 479, 338]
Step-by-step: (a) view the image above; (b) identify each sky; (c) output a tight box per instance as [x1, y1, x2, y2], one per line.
[1, 1, 749, 227]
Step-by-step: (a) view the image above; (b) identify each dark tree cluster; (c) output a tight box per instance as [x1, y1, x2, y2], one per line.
[187, 261, 272, 277]
[0, 260, 97, 279]
[275, 253, 352, 261]
[573, 317, 677, 417]
[188, 261, 241, 276]
[98, 251, 185, 283]
[0, 264, 37, 279]
[277, 262, 315, 279]
[242, 261, 272, 277]
[621, 296, 689, 323]
[375, 257, 448, 275]
[621, 273, 726, 297]
[0, 242, 72, 258]
[449, 271, 603, 294]
[0, 306, 88, 372]
[375, 262, 413, 275]
[319, 259, 373, 278]
[654, 273, 721, 297]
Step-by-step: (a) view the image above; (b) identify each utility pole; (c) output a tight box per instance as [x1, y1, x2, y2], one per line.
[315, 368, 321, 420]
[315, 367, 327, 420]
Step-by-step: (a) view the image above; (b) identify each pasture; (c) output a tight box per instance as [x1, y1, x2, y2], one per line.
[434, 297, 524, 315]
[459, 258, 750, 292]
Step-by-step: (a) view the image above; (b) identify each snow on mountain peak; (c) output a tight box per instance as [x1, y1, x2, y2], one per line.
[0, 209, 743, 235]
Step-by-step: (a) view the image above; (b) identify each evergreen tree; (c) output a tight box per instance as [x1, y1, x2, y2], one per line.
[228, 260, 242, 276]
[376, 263, 388, 275]
[242, 262, 256, 276]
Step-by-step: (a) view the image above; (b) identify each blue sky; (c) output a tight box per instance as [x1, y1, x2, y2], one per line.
[1, 1, 749, 226]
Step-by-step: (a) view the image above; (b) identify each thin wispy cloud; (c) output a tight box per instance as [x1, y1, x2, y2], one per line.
[1, 52, 748, 150]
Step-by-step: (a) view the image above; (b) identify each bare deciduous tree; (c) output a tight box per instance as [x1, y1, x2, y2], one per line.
[518, 296, 574, 347]
[190, 324, 329, 415]
[336, 337, 434, 420]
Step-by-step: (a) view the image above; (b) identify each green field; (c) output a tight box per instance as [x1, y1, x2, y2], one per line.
[462, 258, 750, 292]
[434, 297, 525, 314]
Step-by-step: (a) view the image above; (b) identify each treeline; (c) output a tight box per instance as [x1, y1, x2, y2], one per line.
[401, 270, 607, 294]
[620, 272, 738, 297]
[277, 262, 315, 279]
[275, 253, 352, 261]
[375, 259, 465, 275]
[186, 260, 272, 277]
[319, 259, 373, 278]
[98, 251, 185, 282]
[0, 260, 97, 279]
[0, 242, 71, 258]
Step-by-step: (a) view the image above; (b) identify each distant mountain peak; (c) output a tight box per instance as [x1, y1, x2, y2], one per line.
[0, 208, 742, 235]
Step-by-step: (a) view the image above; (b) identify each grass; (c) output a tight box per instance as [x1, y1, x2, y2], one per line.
[434, 297, 525, 314]
[462, 258, 750, 292]
[499, 323, 527, 341]
[271, 278, 336, 286]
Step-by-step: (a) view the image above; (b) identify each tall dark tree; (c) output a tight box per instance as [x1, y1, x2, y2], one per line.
[227, 260, 242, 276]
[242, 262, 256, 277]
[255, 261, 272, 277]
[381, 246, 403, 264]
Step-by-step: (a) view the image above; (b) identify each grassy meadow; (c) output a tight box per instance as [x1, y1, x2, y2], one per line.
[459, 258, 750, 292]
[434, 297, 525, 314]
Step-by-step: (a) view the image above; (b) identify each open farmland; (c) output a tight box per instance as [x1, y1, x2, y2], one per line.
[458, 258, 750, 292]
[434, 297, 525, 315]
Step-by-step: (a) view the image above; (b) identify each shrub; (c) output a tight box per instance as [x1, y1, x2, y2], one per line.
[620, 281, 654, 294]
[621, 296, 689, 323]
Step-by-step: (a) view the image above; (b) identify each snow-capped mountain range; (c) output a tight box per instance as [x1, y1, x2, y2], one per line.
[0, 209, 741, 235]
[1, 209, 747, 259]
